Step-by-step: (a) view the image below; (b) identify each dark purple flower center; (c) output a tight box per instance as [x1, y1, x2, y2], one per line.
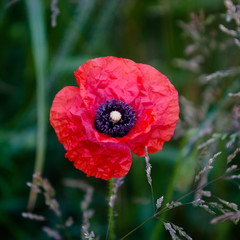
[95, 99, 137, 137]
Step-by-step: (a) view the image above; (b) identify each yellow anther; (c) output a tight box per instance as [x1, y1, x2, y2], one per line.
[110, 111, 122, 123]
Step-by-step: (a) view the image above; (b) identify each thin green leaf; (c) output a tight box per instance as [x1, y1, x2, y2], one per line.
[25, 0, 48, 210]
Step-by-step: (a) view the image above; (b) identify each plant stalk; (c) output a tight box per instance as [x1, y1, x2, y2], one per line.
[108, 178, 114, 240]
[25, 0, 47, 211]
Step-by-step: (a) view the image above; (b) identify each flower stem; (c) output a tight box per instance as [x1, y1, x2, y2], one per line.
[108, 178, 114, 240]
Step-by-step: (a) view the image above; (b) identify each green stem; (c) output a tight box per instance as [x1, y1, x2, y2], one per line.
[108, 178, 114, 240]
[25, 0, 48, 211]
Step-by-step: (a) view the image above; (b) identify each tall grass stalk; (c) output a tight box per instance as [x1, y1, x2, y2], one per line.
[25, 0, 48, 210]
[120, 172, 224, 240]
[150, 132, 191, 240]
[150, 79, 240, 238]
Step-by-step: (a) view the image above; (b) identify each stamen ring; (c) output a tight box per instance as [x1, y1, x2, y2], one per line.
[95, 99, 137, 137]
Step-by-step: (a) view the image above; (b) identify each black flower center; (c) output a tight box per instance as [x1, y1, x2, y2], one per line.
[95, 99, 137, 137]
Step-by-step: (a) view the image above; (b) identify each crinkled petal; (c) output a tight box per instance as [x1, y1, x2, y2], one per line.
[66, 141, 132, 180]
[50, 86, 92, 149]
[50, 86, 132, 180]
[127, 64, 179, 156]
[74, 56, 143, 114]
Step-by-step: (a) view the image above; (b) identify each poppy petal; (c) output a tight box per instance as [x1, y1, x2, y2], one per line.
[127, 64, 179, 156]
[66, 141, 132, 180]
[50, 86, 132, 180]
[74, 56, 143, 114]
[50, 86, 92, 148]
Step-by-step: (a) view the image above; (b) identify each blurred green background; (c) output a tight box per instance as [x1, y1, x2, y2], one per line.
[1, 0, 240, 239]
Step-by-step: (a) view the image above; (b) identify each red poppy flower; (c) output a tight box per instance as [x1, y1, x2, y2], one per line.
[50, 57, 179, 180]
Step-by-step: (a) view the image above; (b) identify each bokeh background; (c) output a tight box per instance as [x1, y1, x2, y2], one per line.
[1, 0, 240, 239]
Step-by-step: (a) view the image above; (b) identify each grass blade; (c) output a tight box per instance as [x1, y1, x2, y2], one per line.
[25, 0, 48, 210]
[48, 0, 95, 90]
